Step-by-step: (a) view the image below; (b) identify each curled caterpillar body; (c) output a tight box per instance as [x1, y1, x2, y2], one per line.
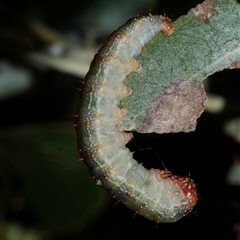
[75, 15, 197, 222]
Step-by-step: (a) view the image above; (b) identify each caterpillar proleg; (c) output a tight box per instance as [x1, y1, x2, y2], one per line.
[75, 15, 197, 223]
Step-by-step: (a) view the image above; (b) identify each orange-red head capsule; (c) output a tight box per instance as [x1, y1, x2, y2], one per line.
[170, 175, 198, 209]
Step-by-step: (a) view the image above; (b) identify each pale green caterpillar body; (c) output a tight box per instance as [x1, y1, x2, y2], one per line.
[75, 15, 197, 223]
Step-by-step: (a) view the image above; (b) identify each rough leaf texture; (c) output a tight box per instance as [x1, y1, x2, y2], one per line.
[119, 0, 240, 133]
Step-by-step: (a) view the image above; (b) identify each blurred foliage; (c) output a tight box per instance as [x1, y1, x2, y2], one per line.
[0, 0, 240, 240]
[0, 123, 109, 238]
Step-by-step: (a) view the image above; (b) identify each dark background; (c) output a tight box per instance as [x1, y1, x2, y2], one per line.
[1, 0, 240, 239]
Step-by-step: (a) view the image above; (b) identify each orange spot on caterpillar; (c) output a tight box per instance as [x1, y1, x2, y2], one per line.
[85, 121, 91, 126]
[100, 81, 106, 86]
[108, 165, 113, 170]
[160, 15, 174, 35]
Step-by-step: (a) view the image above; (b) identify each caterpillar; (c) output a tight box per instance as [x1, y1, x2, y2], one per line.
[75, 15, 197, 223]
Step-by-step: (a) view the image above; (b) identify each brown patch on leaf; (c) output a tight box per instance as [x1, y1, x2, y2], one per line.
[140, 79, 206, 134]
[231, 61, 240, 69]
[188, 0, 215, 22]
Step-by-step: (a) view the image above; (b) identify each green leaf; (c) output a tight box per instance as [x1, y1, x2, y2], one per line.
[119, 0, 240, 133]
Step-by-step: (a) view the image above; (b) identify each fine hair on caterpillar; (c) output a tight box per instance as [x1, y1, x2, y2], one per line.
[75, 14, 197, 223]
